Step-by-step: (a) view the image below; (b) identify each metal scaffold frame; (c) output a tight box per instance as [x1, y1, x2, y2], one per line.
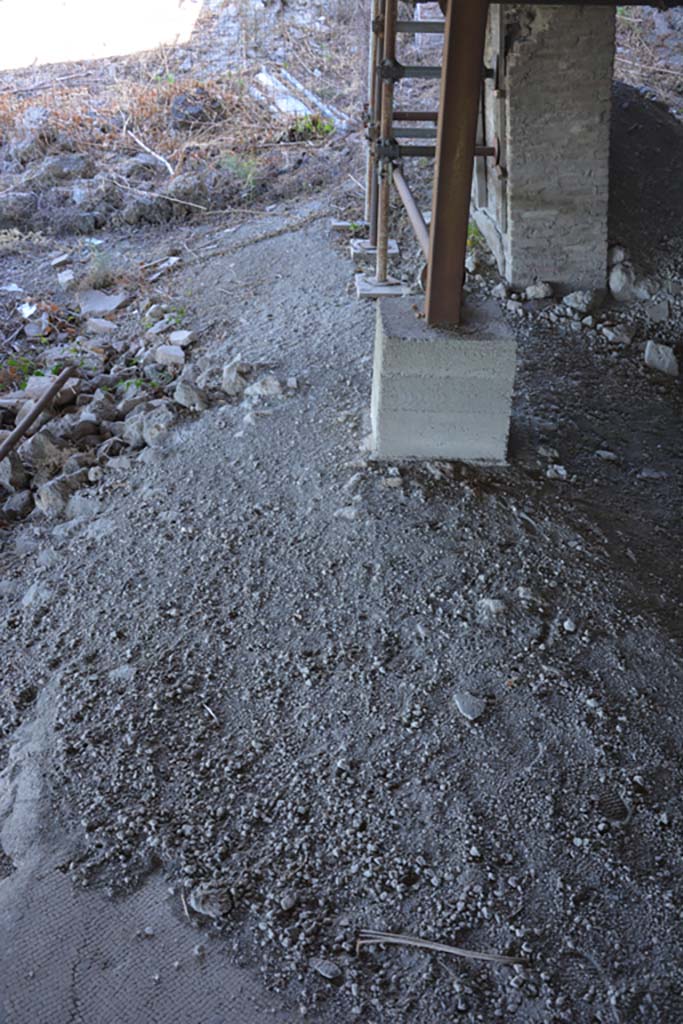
[364, 0, 492, 326]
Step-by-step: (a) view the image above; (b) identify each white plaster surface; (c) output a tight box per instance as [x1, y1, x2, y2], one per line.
[371, 297, 516, 462]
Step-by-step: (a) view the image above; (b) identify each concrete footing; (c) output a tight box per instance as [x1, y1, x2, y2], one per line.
[350, 238, 400, 263]
[370, 297, 516, 463]
[355, 273, 404, 300]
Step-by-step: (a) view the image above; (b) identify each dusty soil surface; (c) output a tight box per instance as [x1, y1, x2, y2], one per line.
[1, 6, 683, 1024]
[1, 187, 682, 1022]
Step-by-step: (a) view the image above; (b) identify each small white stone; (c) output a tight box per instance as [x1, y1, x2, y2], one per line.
[146, 317, 172, 338]
[525, 281, 553, 300]
[312, 959, 341, 981]
[221, 363, 248, 396]
[168, 329, 194, 347]
[563, 290, 596, 315]
[244, 374, 282, 399]
[546, 464, 568, 480]
[644, 340, 678, 377]
[154, 344, 185, 368]
[334, 506, 357, 521]
[77, 289, 128, 315]
[609, 263, 637, 303]
[563, 618, 577, 633]
[477, 597, 506, 619]
[454, 691, 487, 721]
[608, 245, 626, 268]
[85, 317, 116, 335]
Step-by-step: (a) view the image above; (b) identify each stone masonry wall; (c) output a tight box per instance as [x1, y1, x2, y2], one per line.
[473, 4, 615, 294]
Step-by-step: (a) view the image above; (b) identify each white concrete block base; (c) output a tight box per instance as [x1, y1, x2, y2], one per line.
[349, 238, 400, 263]
[355, 273, 404, 300]
[371, 297, 516, 463]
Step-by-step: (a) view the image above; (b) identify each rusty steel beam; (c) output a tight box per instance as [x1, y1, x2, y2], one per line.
[425, 0, 490, 326]
[391, 165, 430, 259]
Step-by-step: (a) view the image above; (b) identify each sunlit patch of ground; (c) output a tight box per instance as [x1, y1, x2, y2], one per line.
[0, 0, 204, 71]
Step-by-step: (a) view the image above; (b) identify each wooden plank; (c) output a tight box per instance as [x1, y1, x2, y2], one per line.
[425, 0, 489, 326]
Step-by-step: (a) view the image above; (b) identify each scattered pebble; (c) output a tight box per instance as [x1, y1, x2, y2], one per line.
[644, 340, 678, 377]
[454, 691, 487, 721]
[312, 959, 341, 981]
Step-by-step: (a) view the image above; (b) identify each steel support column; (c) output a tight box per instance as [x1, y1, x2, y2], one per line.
[425, 0, 490, 326]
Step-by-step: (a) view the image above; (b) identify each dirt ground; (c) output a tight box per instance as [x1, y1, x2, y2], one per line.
[1, 5, 683, 1024]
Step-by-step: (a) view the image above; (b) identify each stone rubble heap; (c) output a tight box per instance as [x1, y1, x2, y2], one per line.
[0, 265, 295, 524]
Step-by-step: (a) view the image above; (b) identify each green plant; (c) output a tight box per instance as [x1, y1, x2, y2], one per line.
[467, 222, 483, 249]
[222, 152, 259, 195]
[168, 306, 187, 326]
[287, 113, 334, 141]
[117, 377, 147, 392]
[4, 355, 41, 386]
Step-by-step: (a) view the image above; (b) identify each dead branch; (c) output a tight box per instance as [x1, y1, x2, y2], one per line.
[106, 176, 208, 212]
[124, 127, 175, 176]
[356, 929, 527, 966]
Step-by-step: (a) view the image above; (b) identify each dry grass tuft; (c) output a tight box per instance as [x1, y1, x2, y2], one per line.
[0, 69, 279, 172]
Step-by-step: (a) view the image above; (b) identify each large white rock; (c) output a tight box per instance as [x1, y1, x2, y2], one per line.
[609, 263, 637, 303]
[525, 281, 553, 300]
[644, 341, 678, 377]
[168, 329, 194, 348]
[154, 344, 185, 368]
[77, 290, 128, 315]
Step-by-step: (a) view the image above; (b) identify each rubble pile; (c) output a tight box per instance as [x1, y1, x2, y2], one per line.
[0, 262, 294, 524]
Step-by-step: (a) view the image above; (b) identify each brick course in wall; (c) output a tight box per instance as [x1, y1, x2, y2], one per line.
[473, 4, 615, 294]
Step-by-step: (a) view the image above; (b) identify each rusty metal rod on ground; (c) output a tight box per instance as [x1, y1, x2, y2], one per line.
[0, 365, 78, 463]
[376, 0, 397, 283]
[391, 165, 430, 259]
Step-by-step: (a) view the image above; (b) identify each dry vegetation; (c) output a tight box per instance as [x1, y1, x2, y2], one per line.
[615, 6, 683, 116]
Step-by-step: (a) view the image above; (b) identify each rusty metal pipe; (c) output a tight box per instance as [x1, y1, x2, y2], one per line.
[393, 110, 439, 122]
[396, 19, 445, 33]
[369, 1, 384, 247]
[393, 126, 437, 138]
[376, 0, 397, 283]
[365, 0, 383, 223]
[391, 165, 430, 259]
[0, 365, 78, 463]
[394, 143, 495, 159]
